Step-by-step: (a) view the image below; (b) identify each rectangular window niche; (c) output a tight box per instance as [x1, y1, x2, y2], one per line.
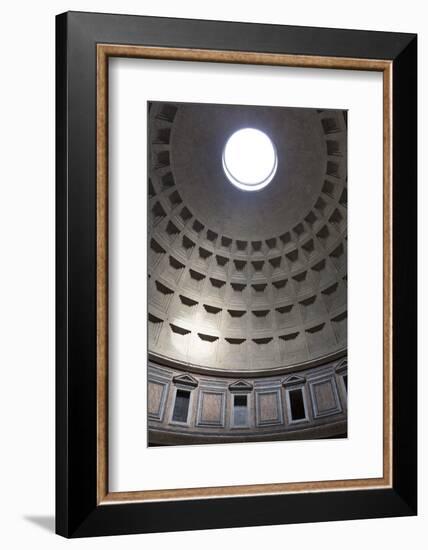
[286, 387, 308, 423]
[171, 389, 191, 423]
[232, 395, 249, 428]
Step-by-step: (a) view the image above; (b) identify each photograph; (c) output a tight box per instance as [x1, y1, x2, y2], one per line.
[50, 7, 418, 540]
[147, 101, 348, 446]
[0, 1, 420, 545]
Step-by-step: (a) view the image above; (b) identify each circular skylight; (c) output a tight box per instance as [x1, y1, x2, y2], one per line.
[222, 128, 277, 191]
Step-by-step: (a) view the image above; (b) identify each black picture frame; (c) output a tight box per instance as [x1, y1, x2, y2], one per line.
[56, 11, 417, 538]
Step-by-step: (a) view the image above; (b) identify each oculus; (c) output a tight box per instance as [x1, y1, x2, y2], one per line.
[222, 128, 278, 191]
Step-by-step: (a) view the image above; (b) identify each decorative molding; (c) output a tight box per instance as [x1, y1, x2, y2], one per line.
[335, 359, 348, 374]
[255, 389, 284, 427]
[196, 390, 226, 428]
[172, 373, 198, 388]
[282, 374, 306, 387]
[147, 379, 169, 422]
[309, 376, 342, 418]
[148, 348, 346, 378]
[228, 380, 254, 393]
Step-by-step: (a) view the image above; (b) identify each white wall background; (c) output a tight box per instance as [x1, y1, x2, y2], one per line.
[0, 1, 424, 548]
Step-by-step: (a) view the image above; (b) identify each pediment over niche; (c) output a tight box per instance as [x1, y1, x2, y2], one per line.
[282, 374, 306, 387]
[335, 359, 348, 374]
[228, 380, 254, 392]
[172, 373, 198, 388]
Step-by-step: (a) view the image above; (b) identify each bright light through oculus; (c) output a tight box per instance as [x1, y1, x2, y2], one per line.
[222, 128, 277, 191]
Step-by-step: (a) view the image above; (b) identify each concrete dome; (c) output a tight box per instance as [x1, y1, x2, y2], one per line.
[148, 101, 347, 377]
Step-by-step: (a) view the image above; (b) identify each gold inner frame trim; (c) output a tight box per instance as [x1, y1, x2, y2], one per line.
[96, 44, 393, 505]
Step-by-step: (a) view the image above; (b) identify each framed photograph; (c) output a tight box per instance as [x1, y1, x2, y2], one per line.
[56, 11, 417, 537]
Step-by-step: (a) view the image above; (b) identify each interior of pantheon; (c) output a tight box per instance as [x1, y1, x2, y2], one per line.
[147, 101, 347, 446]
